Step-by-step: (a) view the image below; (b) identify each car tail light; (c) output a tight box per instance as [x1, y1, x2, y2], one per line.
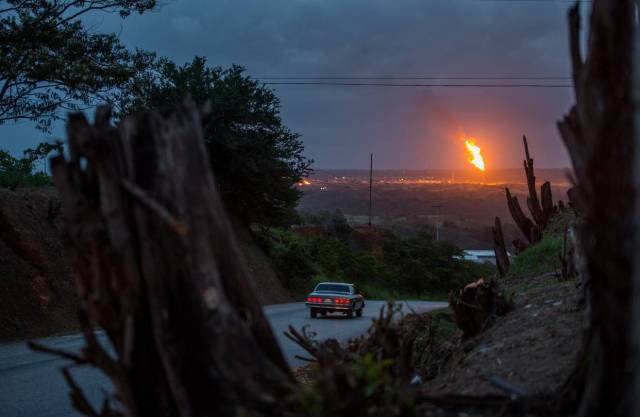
[307, 297, 351, 304]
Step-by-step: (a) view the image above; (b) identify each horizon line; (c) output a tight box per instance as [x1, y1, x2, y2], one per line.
[310, 167, 573, 171]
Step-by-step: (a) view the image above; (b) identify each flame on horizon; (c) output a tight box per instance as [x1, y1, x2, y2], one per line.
[464, 139, 486, 171]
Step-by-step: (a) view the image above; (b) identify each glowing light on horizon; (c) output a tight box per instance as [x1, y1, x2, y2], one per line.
[464, 139, 486, 171]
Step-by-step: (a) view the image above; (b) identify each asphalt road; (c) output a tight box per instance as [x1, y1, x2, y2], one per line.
[0, 300, 446, 417]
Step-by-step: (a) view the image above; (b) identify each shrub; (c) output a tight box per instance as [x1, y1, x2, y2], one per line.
[0, 144, 59, 189]
[509, 236, 563, 277]
[257, 227, 494, 299]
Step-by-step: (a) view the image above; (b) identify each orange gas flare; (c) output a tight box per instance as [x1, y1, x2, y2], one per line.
[464, 139, 486, 171]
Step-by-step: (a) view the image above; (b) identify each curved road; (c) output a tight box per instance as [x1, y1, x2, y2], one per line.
[0, 300, 446, 417]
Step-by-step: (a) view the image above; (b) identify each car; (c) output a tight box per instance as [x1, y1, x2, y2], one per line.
[305, 282, 365, 319]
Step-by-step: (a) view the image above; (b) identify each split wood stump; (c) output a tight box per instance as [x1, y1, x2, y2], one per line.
[39, 103, 295, 417]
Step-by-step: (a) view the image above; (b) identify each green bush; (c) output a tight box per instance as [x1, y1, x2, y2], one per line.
[256, 227, 494, 299]
[0, 143, 60, 189]
[254, 229, 316, 293]
[382, 231, 494, 294]
[509, 236, 562, 277]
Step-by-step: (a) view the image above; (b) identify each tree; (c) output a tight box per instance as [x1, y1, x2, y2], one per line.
[0, 0, 157, 132]
[0, 141, 62, 188]
[382, 230, 491, 294]
[120, 56, 312, 227]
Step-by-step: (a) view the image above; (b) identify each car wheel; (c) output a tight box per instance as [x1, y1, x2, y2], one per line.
[310, 308, 317, 318]
[346, 309, 353, 319]
[356, 308, 362, 318]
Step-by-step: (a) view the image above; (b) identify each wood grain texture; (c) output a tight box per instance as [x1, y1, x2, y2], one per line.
[48, 102, 294, 417]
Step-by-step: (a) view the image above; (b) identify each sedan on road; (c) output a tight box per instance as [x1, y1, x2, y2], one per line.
[305, 282, 365, 319]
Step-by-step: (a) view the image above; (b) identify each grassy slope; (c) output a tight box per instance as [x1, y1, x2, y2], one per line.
[508, 210, 576, 278]
[509, 236, 562, 277]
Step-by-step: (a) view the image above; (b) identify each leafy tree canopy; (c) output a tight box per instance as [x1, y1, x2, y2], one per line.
[0, 0, 157, 131]
[120, 56, 312, 227]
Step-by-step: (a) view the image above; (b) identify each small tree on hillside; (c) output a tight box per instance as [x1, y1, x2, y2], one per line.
[119, 56, 312, 227]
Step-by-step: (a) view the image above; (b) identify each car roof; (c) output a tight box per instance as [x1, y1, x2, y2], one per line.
[316, 282, 354, 286]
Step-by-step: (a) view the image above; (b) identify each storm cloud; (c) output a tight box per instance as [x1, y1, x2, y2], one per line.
[3, 0, 588, 169]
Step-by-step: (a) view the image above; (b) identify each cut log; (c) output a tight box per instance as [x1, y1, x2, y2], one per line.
[492, 217, 510, 277]
[42, 103, 294, 417]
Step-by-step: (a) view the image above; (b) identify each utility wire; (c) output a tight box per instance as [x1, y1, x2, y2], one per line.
[263, 81, 573, 88]
[470, 0, 591, 2]
[258, 76, 571, 80]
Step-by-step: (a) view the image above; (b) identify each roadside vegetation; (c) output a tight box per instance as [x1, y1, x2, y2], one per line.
[0, 143, 61, 189]
[508, 236, 563, 277]
[255, 211, 495, 300]
[508, 210, 575, 278]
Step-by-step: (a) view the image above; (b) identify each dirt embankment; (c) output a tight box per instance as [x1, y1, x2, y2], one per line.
[0, 187, 76, 341]
[420, 272, 584, 398]
[241, 236, 293, 304]
[0, 187, 291, 342]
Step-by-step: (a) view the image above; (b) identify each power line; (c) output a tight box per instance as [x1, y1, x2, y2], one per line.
[259, 76, 571, 80]
[263, 81, 573, 88]
[470, 0, 591, 2]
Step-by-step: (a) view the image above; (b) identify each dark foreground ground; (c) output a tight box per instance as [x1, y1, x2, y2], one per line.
[0, 300, 446, 417]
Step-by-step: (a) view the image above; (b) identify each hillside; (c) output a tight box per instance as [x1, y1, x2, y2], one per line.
[0, 187, 291, 341]
[0, 187, 75, 341]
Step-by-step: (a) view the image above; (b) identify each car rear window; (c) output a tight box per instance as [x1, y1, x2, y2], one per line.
[315, 284, 350, 293]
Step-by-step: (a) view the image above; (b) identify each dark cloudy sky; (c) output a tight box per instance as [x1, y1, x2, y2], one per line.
[2, 0, 590, 170]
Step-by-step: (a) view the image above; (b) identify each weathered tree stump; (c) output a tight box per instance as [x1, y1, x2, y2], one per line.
[505, 187, 536, 244]
[492, 216, 510, 277]
[505, 136, 560, 247]
[540, 181, 556, 219]
[556, 2, 635, 416]
[558, 225, 576, 280]
[34, 103, 295, 417]
[522, 135, 547, 228]
[448, 278, 512, 339]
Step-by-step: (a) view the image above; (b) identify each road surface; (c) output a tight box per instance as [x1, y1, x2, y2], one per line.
[0, 300, 446, 417]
